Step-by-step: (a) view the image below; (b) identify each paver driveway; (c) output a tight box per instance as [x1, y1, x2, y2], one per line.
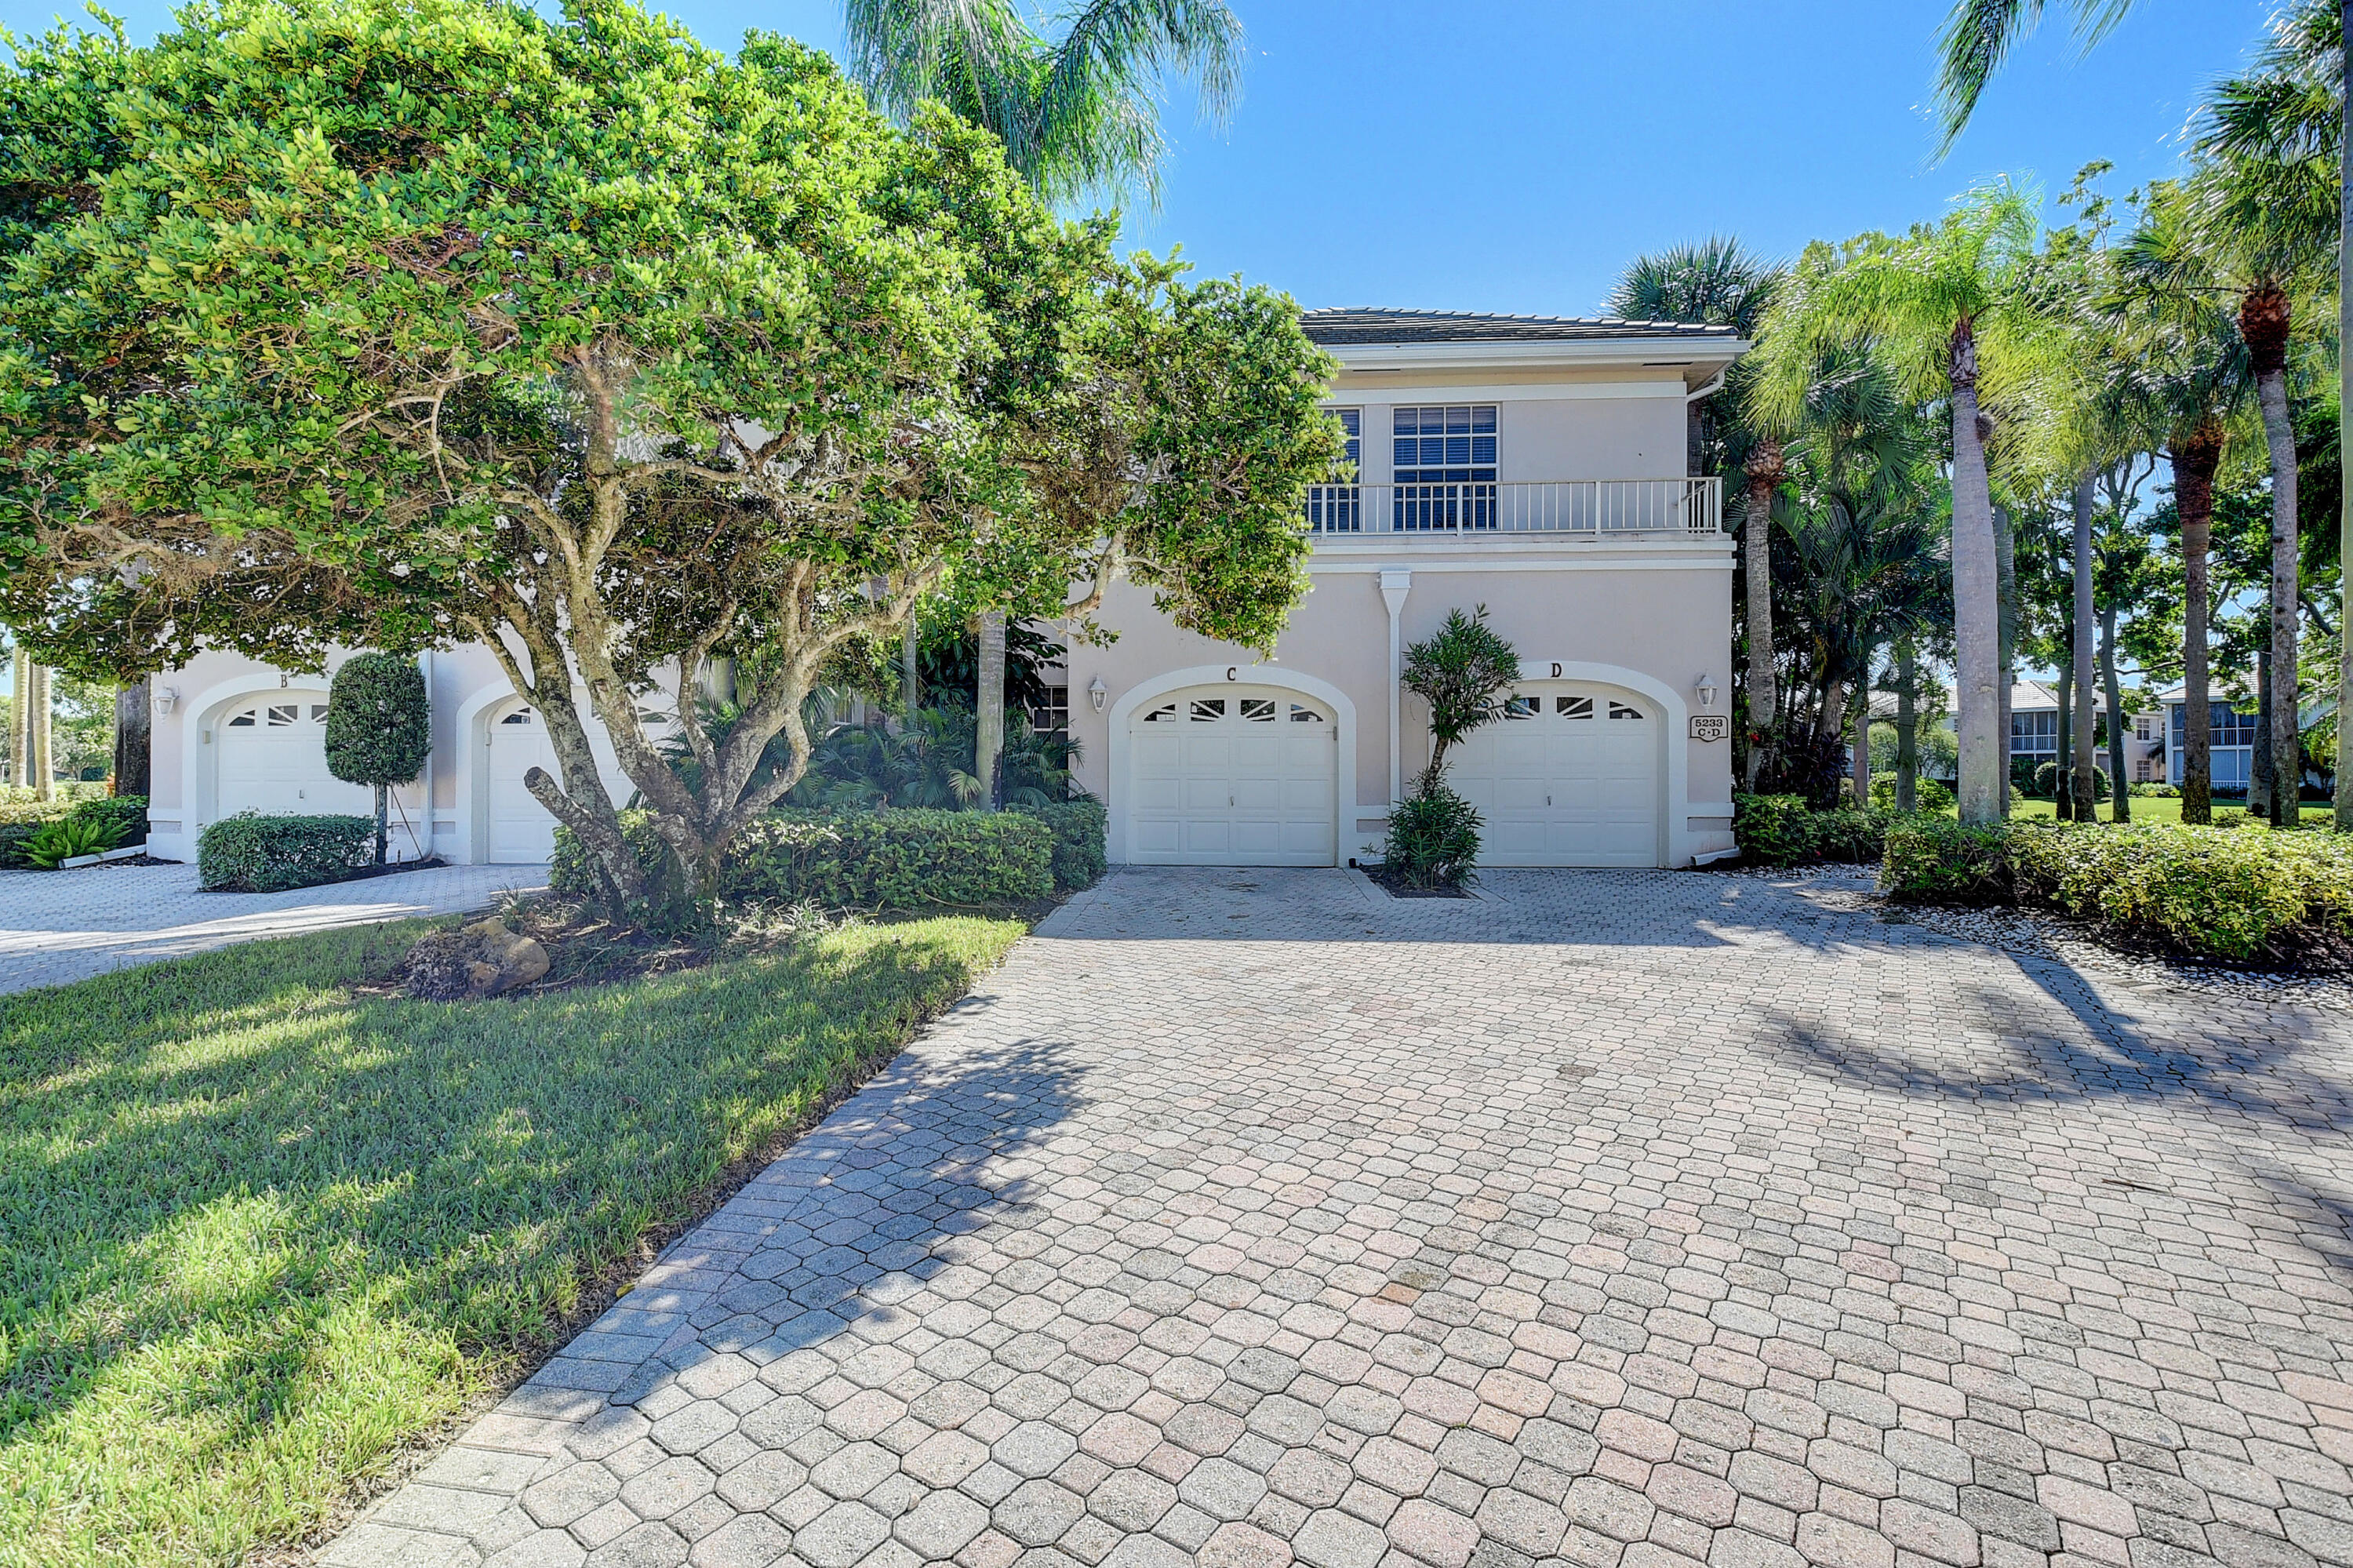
[0, 859, 547, 995]
[329, 867, 2353, 1568]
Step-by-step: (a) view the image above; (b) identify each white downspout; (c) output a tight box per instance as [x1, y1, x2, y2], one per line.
[1380, 568, 1413, 803]
[415, 649, 435, 863]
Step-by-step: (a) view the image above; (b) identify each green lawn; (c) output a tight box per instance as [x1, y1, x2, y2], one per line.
[0, 914, 1024, 1568]
[1998, 796, 2337, 827]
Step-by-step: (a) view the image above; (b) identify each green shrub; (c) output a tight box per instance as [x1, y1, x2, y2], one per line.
[1882, 818, 2353, 962]
[551, 807, 1056, 911]
[1880, 818, 2013, 904]
[1868, 776, 1955, 813]
[2132, 782, 2180, 798]
[2031, 759, 2109, 802]
[1734, 794, 1904, 865]
[20, 813, 125, 868]
[1380, 784, 1482, 890]
[71, 793, 147, 844]
[198, 813, 377, 892]
[1011, 798, 1107, 891]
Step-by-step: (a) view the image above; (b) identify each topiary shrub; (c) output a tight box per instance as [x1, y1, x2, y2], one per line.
[325, 653, 431, 864]
[1869, 776, 1956, 813]
[2031, 759, 2109, 802]
[1011, 798, 1107, 891]
[1380, 784, 1482, 890]
[198, 813, 376, 892]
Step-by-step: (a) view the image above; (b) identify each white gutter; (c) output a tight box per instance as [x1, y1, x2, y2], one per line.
[1685, 363, 1730, 402]
[1380, 568, 1413, 802]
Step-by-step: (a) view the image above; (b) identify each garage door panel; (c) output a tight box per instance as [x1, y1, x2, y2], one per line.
[1128, 685, 1337, 866]
[1443, 684, 1660, 868]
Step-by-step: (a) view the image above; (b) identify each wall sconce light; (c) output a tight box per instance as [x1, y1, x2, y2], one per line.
[1088, 675, 1108, 715]
[156, 686, 179, 715]
[1695, 674, 1718, 710]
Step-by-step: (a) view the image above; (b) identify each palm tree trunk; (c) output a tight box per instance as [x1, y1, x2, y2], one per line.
[2245, 286, 2300, 828]
[1851, 657, 1872, 808]
[2254, 647, 2276, 819]
[2101, 603, 2129, 824]
[2071, 473, 2100, 822]
[2338, 2, 2352, 831]
[29, 662, 52, 802]
[1995, 493, 2017, 814]
[975, 610, 1006, 810]
[7, 648, 27, 791]
[2175, 425, 2222, 824]
[1895, 640, 1918, 813]
[2056, 657, 2075, 821]
[1949, 326, 2003, 826]
[113, 678, 151, 798]
[1743, 443, 1783, 791]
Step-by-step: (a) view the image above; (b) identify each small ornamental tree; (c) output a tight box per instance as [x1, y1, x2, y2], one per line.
[1401, 606, 1522, 791]
[325, 653, 432, 864]
[0, 0, 1343, 921]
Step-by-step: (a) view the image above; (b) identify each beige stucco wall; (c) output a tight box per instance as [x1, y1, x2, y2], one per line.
[1062, 534, 1737, 866]
[1330, 383, 1687, 482]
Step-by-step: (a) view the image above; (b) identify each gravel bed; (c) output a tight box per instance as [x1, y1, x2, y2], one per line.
[1709, 860, 1879, 882]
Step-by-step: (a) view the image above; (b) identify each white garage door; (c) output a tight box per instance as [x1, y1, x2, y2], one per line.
[486, 707, 559, 863]
[1129, 689, 1338, 865]
[1446, 686, 1661, 867]
[217, 698, 373, 817]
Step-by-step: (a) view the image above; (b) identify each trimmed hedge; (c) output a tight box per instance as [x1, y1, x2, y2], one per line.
[551, 807, 1057, 911]
[1882, 818, 2353, 962]
[1011, 798, 1107, 892]
[0, 794, 148, 868]
[198, 813, 377, 892]
[1733, 794, 1908, 866]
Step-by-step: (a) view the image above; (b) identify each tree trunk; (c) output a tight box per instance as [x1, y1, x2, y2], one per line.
[902, 611, 921, 721]
[2056, 657, 2075, 821]
[7, 648, 27, 791]
[29, 663, 52, 802]
[2175, 425, 2222, 824]
[1743, 442, 1783, 791]
[2254, 647, 2276, 819]
[373, 781, 390, 864]
[1949, 325, 2004, 825]
[2101, 603, 2129, 824]
[1851, 656, 1872, 808]
[2071, 473, 2100, 822]
[1995, 492, 2017, 813]
[114, 678, 151, 799]
[975, 610, 1006, 810]
[2338, 0, 2352, 831]
[2245, 286, 2300, 828]
[1895, 640, 1918, 813]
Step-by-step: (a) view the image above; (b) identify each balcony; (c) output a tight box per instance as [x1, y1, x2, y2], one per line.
[1304, 477, 1723, 538]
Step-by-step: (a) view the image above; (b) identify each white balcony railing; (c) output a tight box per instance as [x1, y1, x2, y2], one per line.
[1304, 477, 1723, 537]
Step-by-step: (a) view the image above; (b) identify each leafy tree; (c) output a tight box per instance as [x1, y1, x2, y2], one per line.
[1399, 606, 1519, 791]
[0, 0, 1340, 919]
[325, 653, 431, 864]
[1754, 183, 2057, 824]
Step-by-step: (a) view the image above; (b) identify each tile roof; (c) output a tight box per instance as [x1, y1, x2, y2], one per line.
[1299, 307, 1744, 346]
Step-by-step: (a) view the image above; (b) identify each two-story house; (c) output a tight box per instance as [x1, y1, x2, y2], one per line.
[137, 309, 1747, 871]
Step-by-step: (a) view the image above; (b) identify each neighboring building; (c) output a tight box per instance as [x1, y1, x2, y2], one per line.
[2153, 685, 2264, 791]
[143, 308, 1747, 871]
[2006, 679, 2165, 784]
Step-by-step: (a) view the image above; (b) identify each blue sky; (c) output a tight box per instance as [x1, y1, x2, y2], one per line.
[2, 0, 2275, 314]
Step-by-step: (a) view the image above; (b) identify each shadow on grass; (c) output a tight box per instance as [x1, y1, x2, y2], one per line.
[0, 912, 1023, 1567]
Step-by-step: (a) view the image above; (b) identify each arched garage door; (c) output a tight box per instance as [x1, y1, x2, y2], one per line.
[1127, 687, 1338, 865]
[485, 706, 560, 863]
[1446, 683, 1661, 866]
[216, 697, 373, 817]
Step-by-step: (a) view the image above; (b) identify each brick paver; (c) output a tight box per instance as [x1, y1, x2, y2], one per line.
[0, 859, 547, 995]
[324, 867, 2353, 1568]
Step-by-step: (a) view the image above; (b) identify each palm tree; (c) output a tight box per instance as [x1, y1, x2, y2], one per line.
[844, 0, 1242, 804]
[1609, 240, 1785, 791]
[1755, 184, 2051, 824]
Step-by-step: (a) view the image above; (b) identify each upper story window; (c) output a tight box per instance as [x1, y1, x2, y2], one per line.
[2170, 701, 2259, 748]
[1393, 406, 1497, 482]
[2009, 710, 2057, 752]
[1307, 408, 1363, 533]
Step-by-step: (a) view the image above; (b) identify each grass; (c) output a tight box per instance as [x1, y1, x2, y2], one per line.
[1998, 796, 2337, 826]
[0, 912, 1024, 1568]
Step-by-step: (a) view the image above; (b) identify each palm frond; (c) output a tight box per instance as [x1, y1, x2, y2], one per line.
[1933, 0, 2138, 154]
